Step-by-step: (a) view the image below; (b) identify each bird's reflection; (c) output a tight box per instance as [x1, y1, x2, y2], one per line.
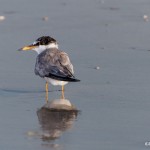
[37, 104, 79, 141]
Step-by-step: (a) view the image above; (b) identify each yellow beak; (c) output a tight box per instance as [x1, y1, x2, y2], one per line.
[18, 45, 37, 51]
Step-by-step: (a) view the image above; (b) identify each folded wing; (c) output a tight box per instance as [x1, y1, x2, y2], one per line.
[35, 48, 80, 82]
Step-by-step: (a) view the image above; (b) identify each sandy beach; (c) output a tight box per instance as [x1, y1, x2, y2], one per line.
[0, 0, 150, 149]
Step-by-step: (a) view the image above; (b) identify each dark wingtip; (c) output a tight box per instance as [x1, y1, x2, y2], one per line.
[64, 77, 80, 82]
[73, 78, 80, 82]
[45, 73, 80, 82]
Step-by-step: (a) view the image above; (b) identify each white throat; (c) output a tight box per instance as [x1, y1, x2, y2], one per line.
[34, 43, 58, 54]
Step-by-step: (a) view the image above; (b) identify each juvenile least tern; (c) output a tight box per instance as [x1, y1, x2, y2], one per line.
[19, 36, 80, 102]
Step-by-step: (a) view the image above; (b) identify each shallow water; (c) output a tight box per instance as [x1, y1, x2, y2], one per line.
[0, 0, 150, 149]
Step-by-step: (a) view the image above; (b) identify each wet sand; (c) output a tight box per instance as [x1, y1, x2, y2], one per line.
[0, 0, 150, 149]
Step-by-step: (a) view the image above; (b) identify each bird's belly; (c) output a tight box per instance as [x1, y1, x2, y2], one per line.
[44, 77, 68, 86]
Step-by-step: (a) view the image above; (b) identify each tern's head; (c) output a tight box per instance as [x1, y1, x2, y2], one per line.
[19, 36, 58, 54]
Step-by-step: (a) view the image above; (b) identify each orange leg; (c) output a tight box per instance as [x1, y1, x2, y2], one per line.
[45, 82, 49, 103]
[61, 85, 65, 99]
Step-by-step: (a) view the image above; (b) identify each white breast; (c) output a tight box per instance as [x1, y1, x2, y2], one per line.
[44, 77, 68, 86]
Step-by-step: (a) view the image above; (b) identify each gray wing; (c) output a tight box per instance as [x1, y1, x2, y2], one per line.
[34, 48, 74, 79]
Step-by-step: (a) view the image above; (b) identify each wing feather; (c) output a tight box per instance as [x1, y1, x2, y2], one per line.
[34, 48, 75, 80]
